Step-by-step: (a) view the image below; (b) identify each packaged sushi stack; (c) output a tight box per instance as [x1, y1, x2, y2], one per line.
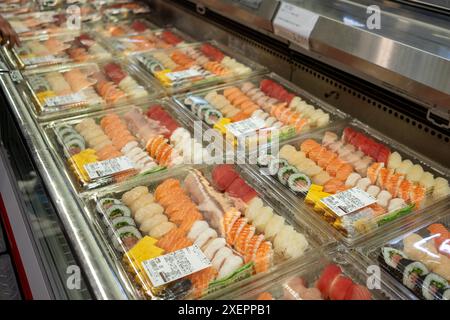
[49, 102, 205, 190]
[377, 219, 450, 300]
[96, 18, 157, 37]
[254, 121, 450, 241]
[23, 60, 158, 118]
[14, 33, 112, 69]
[173, 73, 344, 146]
[135, 42, 266, 93]
[106, 28, 192, 56]
[88, 165, 315, 299]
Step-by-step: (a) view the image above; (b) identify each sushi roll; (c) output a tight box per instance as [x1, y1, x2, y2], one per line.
[401, 260, 429, 294]
[288, 173, 311, 193]
[96, 198, 122, 214]
[105, 204, 132, 220]
[196, 105, 212, 120]
[204, 109, 222, 125]
[257, 154, 275, 167]
[379, 247, 407, 270]
[113, 225, 142, 252]
[422, 273, 448, 300]
[268, 158, 288, 176]
[438, 287, 450, 300]
[110, 216, 136, 230]
[277, 166, 298, 185]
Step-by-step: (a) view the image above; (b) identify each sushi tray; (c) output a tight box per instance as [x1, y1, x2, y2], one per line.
[245, 119, 450, 245]
[133, 41, 268, 94]
[361, 211, 450, 300]
[80, 164, 330, 299]
[172, 72, 347, 148]
[0, 0, 36, 15]
[212, 249, 403, 300]
[105, 28, 195, 56]
[95, 18, 158, 37]
[20, 59, 163, 120]
[10, 32, 113, 70]
[41, 99, 208, 193]
[99, 1, 151, 21]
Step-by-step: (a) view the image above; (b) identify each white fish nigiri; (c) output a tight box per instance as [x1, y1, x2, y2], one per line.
[387, 151, 402, 170]
[217, 255, 243, 279]
[253, 206, 274, 233]
[211, 247, 233, 270]
[245, 197, 264, 222]
[396, 159, 413, 175]
[406, 164, 424, 183]
[194, 228, 217, 248]
[204, 238, 226, 260]
[264, 215, 285, 240]
[187, 220, 209, 241]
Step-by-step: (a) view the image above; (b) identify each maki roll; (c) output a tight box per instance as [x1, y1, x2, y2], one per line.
[110, 216, 136, 230]
[268, 158, 289, 176]
[288, 173, 311, 193]
[401, 261, 429, 295]
[96, 197, 122, 214]
[105, 204, 132, 220]
[438, 287, 450, 300]
[196, 105, 212, 120]
[277, 165, 298, 185]
[378, 247, 407, 279]
[204, 109, 222, 125]
[64, 135, 86, 155]
[111, 225, 142, 252]
[257, 154, 275, 167]
[422, 273, 448, 300]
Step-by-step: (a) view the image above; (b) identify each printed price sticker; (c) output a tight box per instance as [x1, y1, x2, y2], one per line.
[225, 116, 266, 137]
[165, 69, 202, 82]
[44, 92, 85, 107]
[320, 187, 376, 217]
[274, 2, 319, 50]
[142, 245, 211, 287]
[22, 55, 61, 66]
[84, 156, 135, 180]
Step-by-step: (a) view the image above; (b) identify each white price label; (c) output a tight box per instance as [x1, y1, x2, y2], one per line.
[320, 187, 376, 217]
[225, 116, 266, 137]
[44, 92, 85, 107]
[84, 156, 135, 180]
[273, 2, 319, 50]
[165, 69, 202, 82]
[142, 245, 211, 287]
[22, 55, 59, 66]
[12, 24, 30, 34]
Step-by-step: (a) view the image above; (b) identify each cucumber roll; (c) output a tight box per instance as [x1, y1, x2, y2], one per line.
[267, 158, 288, 176]
[438, 287, 450, 300]
[115, 226, 142, 251]
[96, 198, 122, 214]
[196, 105, 212, 120]
[64, 136, 86, 155]
[204, 109, 222, 125]
[422, 273, 448, 300]
[401, 261, 429, 294]
[257, 154, 275, 167]
[111, 216, 136, 230]
[288, 173, 311, 193]
[277, 165, 298, 185]
[105, 204, 131, 220]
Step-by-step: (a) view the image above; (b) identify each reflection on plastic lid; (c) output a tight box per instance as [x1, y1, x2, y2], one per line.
[439, 239, 450, 255]
[415, 234, 441, 259]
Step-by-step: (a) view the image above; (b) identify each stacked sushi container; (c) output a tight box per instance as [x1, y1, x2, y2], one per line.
[210, 248, 405, 300]
[41, 99, 209, 192]
[244, 119, 450, 246]
[172, 72, 348, 148]
[133, 41, 268, 94]
[95, 18, 159, 37]
[20, 59, 163, 120]
[359, 210, 450, 300]
[80, 164, 331, 299]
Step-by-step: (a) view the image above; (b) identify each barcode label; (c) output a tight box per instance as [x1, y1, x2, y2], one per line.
[142, 245, 211, 287]
[225, 116, 266, 137]
[165, 69, 202, 82]
[84, 156, 135, 180]
[44, 93, 85, 107]
[320, 187, 376, 217]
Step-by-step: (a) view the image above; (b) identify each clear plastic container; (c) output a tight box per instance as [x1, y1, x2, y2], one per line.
[245, 119, 450, 246]
[105, 28, 195, 56]
[360, 210, 450, 300]
[11, 32, 113, 70]
[21, 59, 163, 121]
[171, 72, 347, 146]
[133, 41, 268, 94]
[95, 18, 158, 37]
[0, 0, 36, 15]
[99, 1, 150, 20]
[211, 249, 404, 300]
[80, 164, 331, 300]
[41, 99, 204, 192]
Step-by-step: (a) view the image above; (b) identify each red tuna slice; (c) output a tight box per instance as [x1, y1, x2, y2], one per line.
[147, 105, 164, 117]
[360, 138, 375, 155]
[352, 133, 369, 150]
[366, 141, 382, 160]
[284, 93, 296, 104]
[104, 63, 127, 84]
[161, 30, 183, 45]
[344, 284, 372, 300]
[376, 146, 391, 164]
[316, 264, 342, 298]
[148, 108, 169, 121]
[212, 165, 239, 192]
[278, 90, 292, 103]
[241, 187, 258, 203]
[130, 21, 148, 33]
[165, 121, 180, 134]
[226, 177, 247, 197]
[260, 79, 275, 94]
[329, 275, 354, 300]
[342, 127, 356, 143]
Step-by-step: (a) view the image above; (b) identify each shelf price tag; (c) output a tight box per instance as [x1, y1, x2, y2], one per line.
[165, 69, 202, 82]
[142, 244, 211, 287]
[273, 2, 319, 50]
[320, 187, 376, 217]
[225, 116, 266, 138]
[84, 156, 135, 180]
[44, 92, 85, 107]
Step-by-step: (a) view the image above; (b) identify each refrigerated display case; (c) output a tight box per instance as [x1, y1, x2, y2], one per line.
[0, 0, 448, 300]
